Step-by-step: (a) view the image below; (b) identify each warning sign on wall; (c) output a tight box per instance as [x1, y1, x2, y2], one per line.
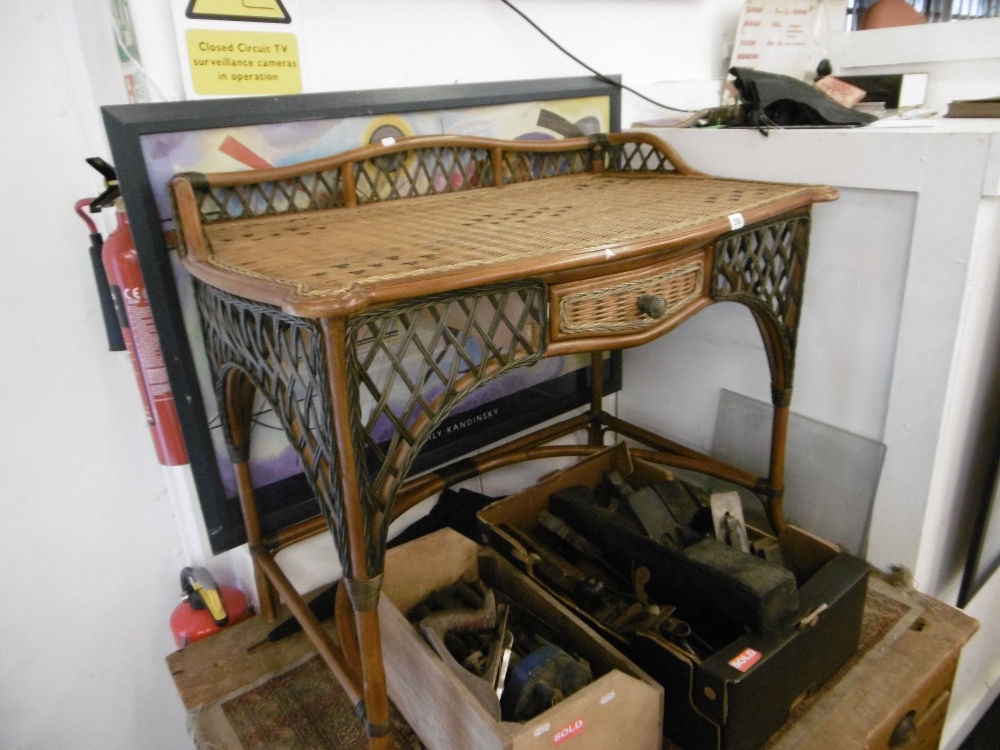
[186, 0, 291, 24]
[185, 29, 300, 95]
[173, 0, 304, 98]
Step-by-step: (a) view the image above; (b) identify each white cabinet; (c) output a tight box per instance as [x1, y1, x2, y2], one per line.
[629, 121, 1000, 748]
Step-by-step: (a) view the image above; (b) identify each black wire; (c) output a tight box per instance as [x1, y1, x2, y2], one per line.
[497, 0, 696, 114]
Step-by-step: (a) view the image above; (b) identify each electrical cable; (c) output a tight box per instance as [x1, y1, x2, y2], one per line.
[496, 0, 696, 114]
[110, 20, 179, 103]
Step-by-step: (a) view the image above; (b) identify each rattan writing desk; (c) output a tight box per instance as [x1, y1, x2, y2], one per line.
[170, 132, 837, 748]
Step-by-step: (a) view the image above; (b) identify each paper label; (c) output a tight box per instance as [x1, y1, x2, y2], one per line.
[729, 647, 763, 673]
[728, 213, 746, 231]
[553, 718, 584, 745]
[730, 1, 820, 80]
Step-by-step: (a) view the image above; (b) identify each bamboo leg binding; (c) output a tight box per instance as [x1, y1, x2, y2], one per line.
[767, 387, 792, 534]
[588, 351, 606, 446]
[345, 577, 391, 749]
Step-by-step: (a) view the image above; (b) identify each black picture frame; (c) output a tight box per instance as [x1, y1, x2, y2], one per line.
[959, 419, 1000, 607]
[102, 76, 622, 554]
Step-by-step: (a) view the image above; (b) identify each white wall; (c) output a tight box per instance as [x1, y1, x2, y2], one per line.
[0, 3, 191, 749]
[0, 1, 747, 748]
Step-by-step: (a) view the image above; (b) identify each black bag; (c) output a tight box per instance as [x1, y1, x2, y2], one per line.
[730, 66, 878, 128]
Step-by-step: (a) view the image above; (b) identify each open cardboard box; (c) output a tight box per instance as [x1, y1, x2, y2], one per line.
[380, 527, 664, 750]
[478, 444, 871, 750]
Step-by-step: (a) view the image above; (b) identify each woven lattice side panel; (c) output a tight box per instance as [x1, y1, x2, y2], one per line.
[195, 282, 347, 563]
[347, 281, 547, 575]
[712, 214, 810, 385]
[604, 141, 677, 173]
[189, 169, 345, 224]
[500, 148, 593, 184]
[354, 146, 494, 204]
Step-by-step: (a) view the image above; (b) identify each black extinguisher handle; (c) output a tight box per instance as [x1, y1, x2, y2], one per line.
[75, 198, 126, 352]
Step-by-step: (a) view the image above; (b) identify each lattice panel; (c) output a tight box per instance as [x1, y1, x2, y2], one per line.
[604, 141, 677, 173]
[500, 149, 593, 184]
[194, 282, 348, 564]
[184, 169, 345, 224]
[712, 215, 809, 384]
[354, 146, 493, 204]
[347, 281, 547, 574]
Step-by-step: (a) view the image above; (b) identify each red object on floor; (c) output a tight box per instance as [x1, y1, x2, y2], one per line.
[170, 586, 251, 648]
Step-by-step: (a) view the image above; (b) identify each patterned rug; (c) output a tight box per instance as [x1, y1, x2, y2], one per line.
[218, 657, 423, 750]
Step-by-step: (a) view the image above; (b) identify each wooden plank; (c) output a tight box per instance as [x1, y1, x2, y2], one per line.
[766, 578, 977, 750]
[166, 593, 337, 712]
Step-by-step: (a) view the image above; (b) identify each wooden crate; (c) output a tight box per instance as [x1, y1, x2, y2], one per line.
[380, 528, 664, 750]
[478, 443, 873, 750]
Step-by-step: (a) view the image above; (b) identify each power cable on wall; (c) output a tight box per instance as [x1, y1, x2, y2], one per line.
[110, 19, 179, 103]
[496, 0, 696, 113]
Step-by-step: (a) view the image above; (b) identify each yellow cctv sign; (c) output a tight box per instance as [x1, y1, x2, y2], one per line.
[186, 0, 291, 23]
[185, 29, 301, 95]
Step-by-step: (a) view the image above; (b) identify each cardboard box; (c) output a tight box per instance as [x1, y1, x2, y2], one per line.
[478, 444, 871, 750]
[381, 527, 664, 750]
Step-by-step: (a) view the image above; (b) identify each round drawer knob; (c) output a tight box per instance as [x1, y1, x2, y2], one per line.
[888, 711, 917, 747]
[637, 294, 668, 319]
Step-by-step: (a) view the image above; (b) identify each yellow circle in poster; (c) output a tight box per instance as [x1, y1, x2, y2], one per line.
[361, 115, 415, 149]
[357, 116, 419, 201]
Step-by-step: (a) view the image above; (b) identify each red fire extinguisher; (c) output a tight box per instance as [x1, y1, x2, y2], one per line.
[86, 157, 188, 466]
[171, 567, 251, 648]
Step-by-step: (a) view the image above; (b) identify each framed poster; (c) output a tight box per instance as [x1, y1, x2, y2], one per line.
[102, 76, 622, 553]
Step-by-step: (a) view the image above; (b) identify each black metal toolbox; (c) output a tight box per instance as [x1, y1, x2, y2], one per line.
[477, 443, 870, 750]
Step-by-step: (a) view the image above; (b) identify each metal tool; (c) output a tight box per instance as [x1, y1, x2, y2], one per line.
[495, 630, 514, 699]
[710, 491, 751, 553]
[483, 603, 510, 689]
[246, 582, 339, 653]
[419, 581, 502, 720]
[537, 510, 604, 560]
[500, 523, 605, 603]
[500, 643, 592, 722]
[652, 479, 704, 528]
[628, 486, 683, 548]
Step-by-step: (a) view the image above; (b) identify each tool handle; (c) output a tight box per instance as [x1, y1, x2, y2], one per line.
[181, 567, 229, 627]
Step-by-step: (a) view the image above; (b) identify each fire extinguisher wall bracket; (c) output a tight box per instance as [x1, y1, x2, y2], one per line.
[87, 157, 189, 467]
[75, 198, 125, 351]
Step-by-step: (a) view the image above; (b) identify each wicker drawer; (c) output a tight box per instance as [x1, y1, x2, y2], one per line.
[549, 248, 710, 343]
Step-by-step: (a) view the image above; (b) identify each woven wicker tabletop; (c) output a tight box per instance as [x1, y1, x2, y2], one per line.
[197, 171, 823, 311]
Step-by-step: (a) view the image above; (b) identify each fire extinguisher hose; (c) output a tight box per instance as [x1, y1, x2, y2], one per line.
[75, 198, 126, 351]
